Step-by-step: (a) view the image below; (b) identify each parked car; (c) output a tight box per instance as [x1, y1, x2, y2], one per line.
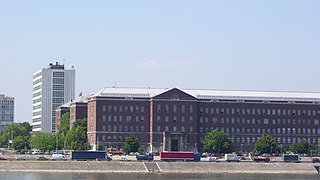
[119, 157, 128, 161]
[129, 152, 139, 156]
[37, 156, 49, 161]
[201, 152, 210, 157]
[15, 156, 26, 160]
[51, 153, 66, 160]
[0, 157, 7, 160]
[207, 157, 220, 162]
[312, 157, 320, 163]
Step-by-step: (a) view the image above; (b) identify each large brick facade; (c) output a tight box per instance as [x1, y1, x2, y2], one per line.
[86, 87, 320, 153]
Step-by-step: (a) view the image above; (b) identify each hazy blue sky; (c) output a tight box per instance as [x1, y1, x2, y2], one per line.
[0, 0, 319, 123]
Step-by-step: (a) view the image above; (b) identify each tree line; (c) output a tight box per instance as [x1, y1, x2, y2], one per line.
[202, 130, 314, 155]
[0, 112, 88, 153]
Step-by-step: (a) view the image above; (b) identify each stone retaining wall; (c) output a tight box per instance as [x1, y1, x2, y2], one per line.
[0, 161, 318, 174]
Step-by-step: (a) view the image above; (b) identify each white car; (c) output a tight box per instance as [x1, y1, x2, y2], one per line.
[119, 157, 128, 161]
[207, 157, 220, 162]
[51, 153, 66, 160]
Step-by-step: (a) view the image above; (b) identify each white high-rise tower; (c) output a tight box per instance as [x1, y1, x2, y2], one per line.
[32, 62, 75, 133]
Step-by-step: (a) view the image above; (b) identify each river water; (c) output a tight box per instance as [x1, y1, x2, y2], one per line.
[0, 173, 319, 180]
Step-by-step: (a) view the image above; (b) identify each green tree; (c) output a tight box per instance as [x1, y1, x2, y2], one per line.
[65, 119, 88, 150]
[57, 112, 70, 150]
[290, 140, 312, 154]
[29, 132, 55, 152]
[12, 136, 27, 151]
[123, 136, 140, 154]
[202, 130, 233, 154]
[0, 122, 31, 148]
[254, 134, 277, 154]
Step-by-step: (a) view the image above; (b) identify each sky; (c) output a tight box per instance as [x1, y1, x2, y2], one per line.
[0, 0, 320, 123]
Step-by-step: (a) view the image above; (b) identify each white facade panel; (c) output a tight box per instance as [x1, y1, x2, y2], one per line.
[32, 63, 75, 133]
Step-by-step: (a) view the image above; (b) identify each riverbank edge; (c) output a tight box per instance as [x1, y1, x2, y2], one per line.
[0, 161, 319, 175]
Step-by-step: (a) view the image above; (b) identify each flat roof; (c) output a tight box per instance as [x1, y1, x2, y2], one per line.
[92, 87, 320, 103]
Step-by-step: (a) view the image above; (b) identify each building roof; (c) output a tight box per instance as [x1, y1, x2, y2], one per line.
[92, 87, 320, 103]
[58, 96, 89, 108]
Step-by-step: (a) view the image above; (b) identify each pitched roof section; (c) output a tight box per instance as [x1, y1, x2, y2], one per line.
[153, 88, 197, 100]
[92, 87, 320, 103]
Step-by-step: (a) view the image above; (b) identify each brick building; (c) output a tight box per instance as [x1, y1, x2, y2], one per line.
[56, 97, 88, 132]
[87, 87, 320, 153]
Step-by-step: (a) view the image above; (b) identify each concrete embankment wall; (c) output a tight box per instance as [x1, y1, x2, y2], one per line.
[0, 161, 319, 174]
[0, 161, 147, 173]
[159, 162, 319, 174]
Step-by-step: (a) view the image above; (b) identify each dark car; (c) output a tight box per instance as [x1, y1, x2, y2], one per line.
[37, 156, 49, 161]
[0, 157, 7, 160]
[312, 158, 320, 163]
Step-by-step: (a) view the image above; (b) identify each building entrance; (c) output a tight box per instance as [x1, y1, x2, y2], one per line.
[171, 139, 179, 151]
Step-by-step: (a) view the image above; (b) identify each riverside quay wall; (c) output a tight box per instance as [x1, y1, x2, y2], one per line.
[0, 161, 319, 174]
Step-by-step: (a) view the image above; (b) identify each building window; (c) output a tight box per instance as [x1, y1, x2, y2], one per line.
[190, 105, 193, 113]
[189, 117, 193, 123]
[190, 126, 193, 132]
[264, 118, 269, 125]
[182, 105, 185, 113]
[181, 126, 185, 132]
[181, 116, 185, 123]
[173, 116, 177, 122]
[157, 116, 161, 122]
[141, 106, 144, 112]
[103, 115, 106, 122]
[165, 116, 169, 122]
[102, 105, 106, 112]
[165, 104, 169, 112]
[173, 105, 177, 113]
[90, 106, 94, 113]
[173, 126, 177, 132]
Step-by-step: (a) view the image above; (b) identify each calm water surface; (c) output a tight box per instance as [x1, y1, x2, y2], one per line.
[0, 173, 319, 180]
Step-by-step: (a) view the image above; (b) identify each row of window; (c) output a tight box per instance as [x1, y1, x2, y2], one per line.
[33, 78, 42, 85]
[99, 115, 145, 123]
[0, 115, 14, 121]
[201, 117, 319, 125]
[0, 105, 14, 110]
[213, 136, 319, 145]
[53, 78, 64, 84]
[33, 72, 41, 79]
[98, 104, 320, 117]
[97, 125, 146, 132]
[0, 100, 14, 105]
[199, 107, 320, 116]
[53, 72, 64, 78]
[90, 135, 145, 142]
[33, 85, 41, 92]
[102, 105, 145, 113]
[200, 126, 320, 135]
